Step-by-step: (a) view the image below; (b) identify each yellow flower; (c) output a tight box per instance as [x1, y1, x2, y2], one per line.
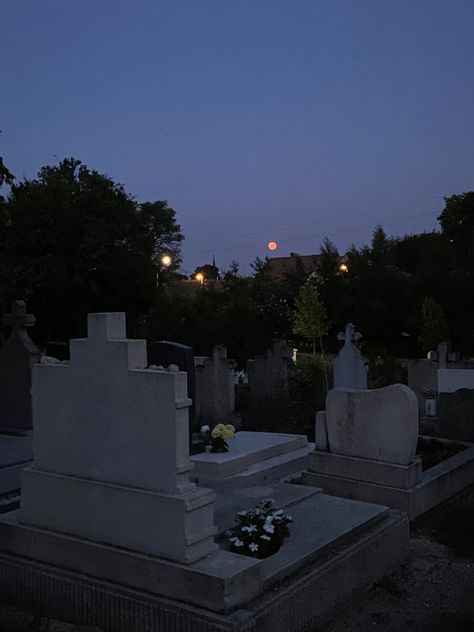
[222, 424, 235, 439]
[211, 423, 226, 438]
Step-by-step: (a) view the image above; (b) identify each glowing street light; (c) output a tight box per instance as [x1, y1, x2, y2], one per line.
[195, 272, 204, 285]
[161, 254, 172, 267]
[267, 240, 278, 251]
[339, 262, 349, 273]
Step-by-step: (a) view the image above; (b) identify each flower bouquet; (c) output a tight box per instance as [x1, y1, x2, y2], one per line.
[209, 423, 235, 452]
[227, 498, 292, 558]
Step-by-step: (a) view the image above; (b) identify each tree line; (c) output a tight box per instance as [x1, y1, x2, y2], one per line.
[1, 156, 472, 363]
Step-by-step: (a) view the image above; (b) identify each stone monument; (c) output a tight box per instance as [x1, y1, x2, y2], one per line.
[333, 323, 368, 390]
[194, 345, 238, 426]
[0, 300, 42, 434]
[147, 340, 205, 452]
[247, 339, 292, 399]
[21, 312, 217, 563]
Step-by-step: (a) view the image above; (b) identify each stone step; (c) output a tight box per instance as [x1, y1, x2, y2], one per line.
[227, 443, 315, 484]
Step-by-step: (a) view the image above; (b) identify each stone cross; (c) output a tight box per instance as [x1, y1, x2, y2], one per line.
[3, 300, 35, 331]
[0, 300, 41, 433]
[337, 322, 362, 345]
[333, 322, 368, 390]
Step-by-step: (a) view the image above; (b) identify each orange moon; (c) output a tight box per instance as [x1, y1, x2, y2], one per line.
[267, 241, 278, 251]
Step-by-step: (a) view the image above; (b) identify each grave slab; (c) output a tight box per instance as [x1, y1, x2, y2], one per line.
[0, 491, 408, 631]
[190, 431, 308, 478]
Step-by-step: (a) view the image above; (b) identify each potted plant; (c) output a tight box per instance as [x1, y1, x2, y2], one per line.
[227, 498, 292, 558]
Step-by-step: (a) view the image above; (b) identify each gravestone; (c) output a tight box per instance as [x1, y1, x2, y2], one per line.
[247, 339, 292, 399]
[325, 385, 419, 465]
[21, 312, 217, 564]
[407, 358, 438, 415]
[304, 384, 437, 519]
[147, 340, 204, 453]
[0, 300, 42, 434]
[194, 345, 237, 426]
[333, 323, 368, 390]
[438, 389, 474, 442]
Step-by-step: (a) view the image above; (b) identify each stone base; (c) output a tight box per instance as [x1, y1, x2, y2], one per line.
[303, 441, 474, 520]
[0, 433, 32, 512]
[21, 467, 218, 564]
[309, 451, 423, 489]
[0, 494, 408, 631]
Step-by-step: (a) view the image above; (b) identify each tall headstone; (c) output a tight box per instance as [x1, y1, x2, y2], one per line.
[194, 345, 237, 426]
[333, 323, 368, 390]
[247, 339, 292, 399]
[147, 340, 204, 452]
[0, 300, 42, 434]
[21, 312, 217, 564]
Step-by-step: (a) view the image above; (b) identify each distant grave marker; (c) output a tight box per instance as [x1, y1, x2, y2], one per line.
[0, 300, 41, 433]
[333, 322, 368, 390]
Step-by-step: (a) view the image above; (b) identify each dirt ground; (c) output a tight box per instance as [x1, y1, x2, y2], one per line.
[1, 488, 473, 632]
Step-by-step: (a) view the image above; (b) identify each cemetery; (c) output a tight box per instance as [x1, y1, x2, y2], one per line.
[0, 304, 472, 632]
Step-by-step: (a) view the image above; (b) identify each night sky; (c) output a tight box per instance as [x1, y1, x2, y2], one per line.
[2, 1, 473, 274]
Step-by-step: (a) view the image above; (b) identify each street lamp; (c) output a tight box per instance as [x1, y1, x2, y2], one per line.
[161, 254, 172, 268]
[195, 272, 204, 285]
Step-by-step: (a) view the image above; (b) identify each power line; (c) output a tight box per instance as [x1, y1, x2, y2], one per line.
[183, 194, 442, 247]
[184, 209, 439, 257]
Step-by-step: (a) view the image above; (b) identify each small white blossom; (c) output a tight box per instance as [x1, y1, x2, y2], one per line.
[248, 543, 259, 552]
[237, 510, 248, 517]
[241, 524, 257, 533]
[232, 538, 244, 547]
[263, 523, 275, 534]
[200, 425, 210, 433]
[260, 535, 271, 541]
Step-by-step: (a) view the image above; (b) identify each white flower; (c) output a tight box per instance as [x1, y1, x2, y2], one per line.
[248, 543, 259, 552]
[263, 523, 275, 534]
[237, 510, 248, 517]
[200, 425, 210, 433]
[241, 524, 257, 533]
[260, 535, 271, 541]
[233, 538, 244, 547]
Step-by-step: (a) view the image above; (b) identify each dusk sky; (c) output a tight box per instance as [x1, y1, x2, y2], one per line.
[2, 0, 473, 275]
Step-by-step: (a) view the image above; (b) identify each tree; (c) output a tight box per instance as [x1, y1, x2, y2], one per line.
[0, 156, 14, 189]
[1, 158, 184, 342]
[418, 296, 449, 353]
[293, 283, 331, 390]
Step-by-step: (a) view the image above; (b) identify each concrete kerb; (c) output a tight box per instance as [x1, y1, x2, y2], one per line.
[303, 439, 474, 521]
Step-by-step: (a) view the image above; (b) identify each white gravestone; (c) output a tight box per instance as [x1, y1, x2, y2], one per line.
[326, 384, 419, 465]
[20, 312, 217, 564]
[438, 368, 474, 393]
[333, 323, 368, 390]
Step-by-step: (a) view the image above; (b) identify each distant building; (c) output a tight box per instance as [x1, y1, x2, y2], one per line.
[266, 252, 321, 281]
